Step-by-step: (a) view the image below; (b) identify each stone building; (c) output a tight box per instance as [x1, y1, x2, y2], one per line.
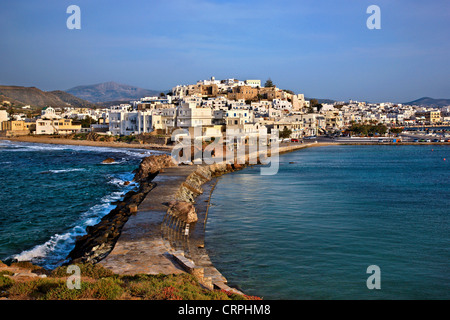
[228, 85, 258, 101]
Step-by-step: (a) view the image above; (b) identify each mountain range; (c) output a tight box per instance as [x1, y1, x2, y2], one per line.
[0, 85, 96, 108]
[0, 82, 162, 108]
[403, 97, 450, 108]
[65, 81, 161, 103]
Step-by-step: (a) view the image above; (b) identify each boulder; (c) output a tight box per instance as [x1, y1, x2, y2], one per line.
[133, 154, 178, 182]
[102, 158, 115, 164]
[167, 200, 198, 223]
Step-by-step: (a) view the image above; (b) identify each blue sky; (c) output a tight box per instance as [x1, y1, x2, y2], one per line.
[0, 0, 449, 102]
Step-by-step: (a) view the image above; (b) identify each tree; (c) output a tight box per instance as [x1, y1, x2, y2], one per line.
[390, 127, 403, 135]
[80, 116, 98, 128]
[279, 127, 292, 139]
[264, 78, 274, 88]
[309, 99, 319, 107]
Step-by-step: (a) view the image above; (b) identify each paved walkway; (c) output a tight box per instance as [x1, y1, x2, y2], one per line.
[99, 166, 199, 275]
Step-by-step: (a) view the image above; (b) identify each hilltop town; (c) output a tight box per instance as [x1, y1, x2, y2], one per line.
[1, 77, 449, 143]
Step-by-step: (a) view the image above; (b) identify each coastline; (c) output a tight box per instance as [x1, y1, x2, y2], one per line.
[0, 135, 174, 153]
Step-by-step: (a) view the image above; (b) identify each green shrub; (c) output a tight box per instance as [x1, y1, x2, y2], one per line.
[42, 280, 94, 300]
[92, 278, 124, 300]
[0, 270, 14, 276]
[0, 275, 14, 291]
[7, 279, 41, 297]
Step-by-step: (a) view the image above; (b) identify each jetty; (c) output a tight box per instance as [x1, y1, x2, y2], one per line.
[95, 142, 332, 293]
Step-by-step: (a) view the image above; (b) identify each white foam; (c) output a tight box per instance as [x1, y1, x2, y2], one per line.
[11, 173, 139, 269]
[1, 141, 167, 158]
[13, 233, 72, 263]
[47, 168, 86, 174]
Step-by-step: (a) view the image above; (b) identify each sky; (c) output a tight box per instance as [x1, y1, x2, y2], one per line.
[0, 0, 449, 102]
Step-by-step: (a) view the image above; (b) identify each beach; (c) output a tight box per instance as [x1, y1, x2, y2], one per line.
[0, 135, 173, 152]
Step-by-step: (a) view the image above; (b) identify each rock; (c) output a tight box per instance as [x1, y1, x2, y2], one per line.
[12, 273, 39, 280]
[129, 204, 138, 214]
[102, 158, 115, 164]
[233, 162, 243, 170]
[167, 200, 198, 223]
[133, 154, 178, 182]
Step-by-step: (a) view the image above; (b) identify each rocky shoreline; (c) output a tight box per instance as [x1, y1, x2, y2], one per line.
[64, 152, 254, 293]
[66, 153, 247, 263]
[67, 154, 179, 264]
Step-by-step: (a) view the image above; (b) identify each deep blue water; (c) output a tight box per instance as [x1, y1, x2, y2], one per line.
[0, 140, 162, 269]
[206, 145, 450, 300]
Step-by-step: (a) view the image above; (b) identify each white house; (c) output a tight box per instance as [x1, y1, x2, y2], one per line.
[176, 103, 213, 128]
[0, 110, 8, 124]
[41, 107, 60, 120]
[225, 109, 254, 125]
[108, 107, 153, 136]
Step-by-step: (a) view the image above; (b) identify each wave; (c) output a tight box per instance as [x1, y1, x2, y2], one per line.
[11, 173, 138, 269]
[0, 141, 166, 158]
[40, 168, 86, 174]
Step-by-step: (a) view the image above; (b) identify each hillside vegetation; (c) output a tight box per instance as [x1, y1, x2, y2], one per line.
[0, 261, 260, 300]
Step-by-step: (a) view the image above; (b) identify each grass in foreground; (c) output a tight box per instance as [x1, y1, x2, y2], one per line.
[0, 262, 260, 300]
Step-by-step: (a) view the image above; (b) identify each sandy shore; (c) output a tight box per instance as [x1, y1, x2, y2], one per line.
[0, 135, 173, 152]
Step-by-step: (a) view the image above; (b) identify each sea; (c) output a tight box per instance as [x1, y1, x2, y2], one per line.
[0, 140, 162, 269]
[205, 145, 450, 300]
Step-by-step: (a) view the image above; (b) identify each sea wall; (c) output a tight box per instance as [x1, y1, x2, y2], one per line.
[67, 143, 321, 292]
[159, 161, 248, 293]
[67, 143, 319, 265]
[67, 154, 178, 264]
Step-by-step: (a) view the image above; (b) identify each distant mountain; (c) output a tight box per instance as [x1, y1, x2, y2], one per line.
[0, 85, 96, 108]
[405, 97, 450, 107]
[66, 81, 161, 103]
[49, 90, 98, 108]
[305, 97, 336, 104]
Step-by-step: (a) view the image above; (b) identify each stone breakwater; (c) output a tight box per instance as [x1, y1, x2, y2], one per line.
[95, 159, 246, 293]
[67, 154, 178, 264]
[69, 142, 325, 293]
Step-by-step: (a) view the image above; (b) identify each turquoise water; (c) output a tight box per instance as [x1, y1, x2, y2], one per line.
[206, 145, 450, 299]
[0, 140, 162, 269]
